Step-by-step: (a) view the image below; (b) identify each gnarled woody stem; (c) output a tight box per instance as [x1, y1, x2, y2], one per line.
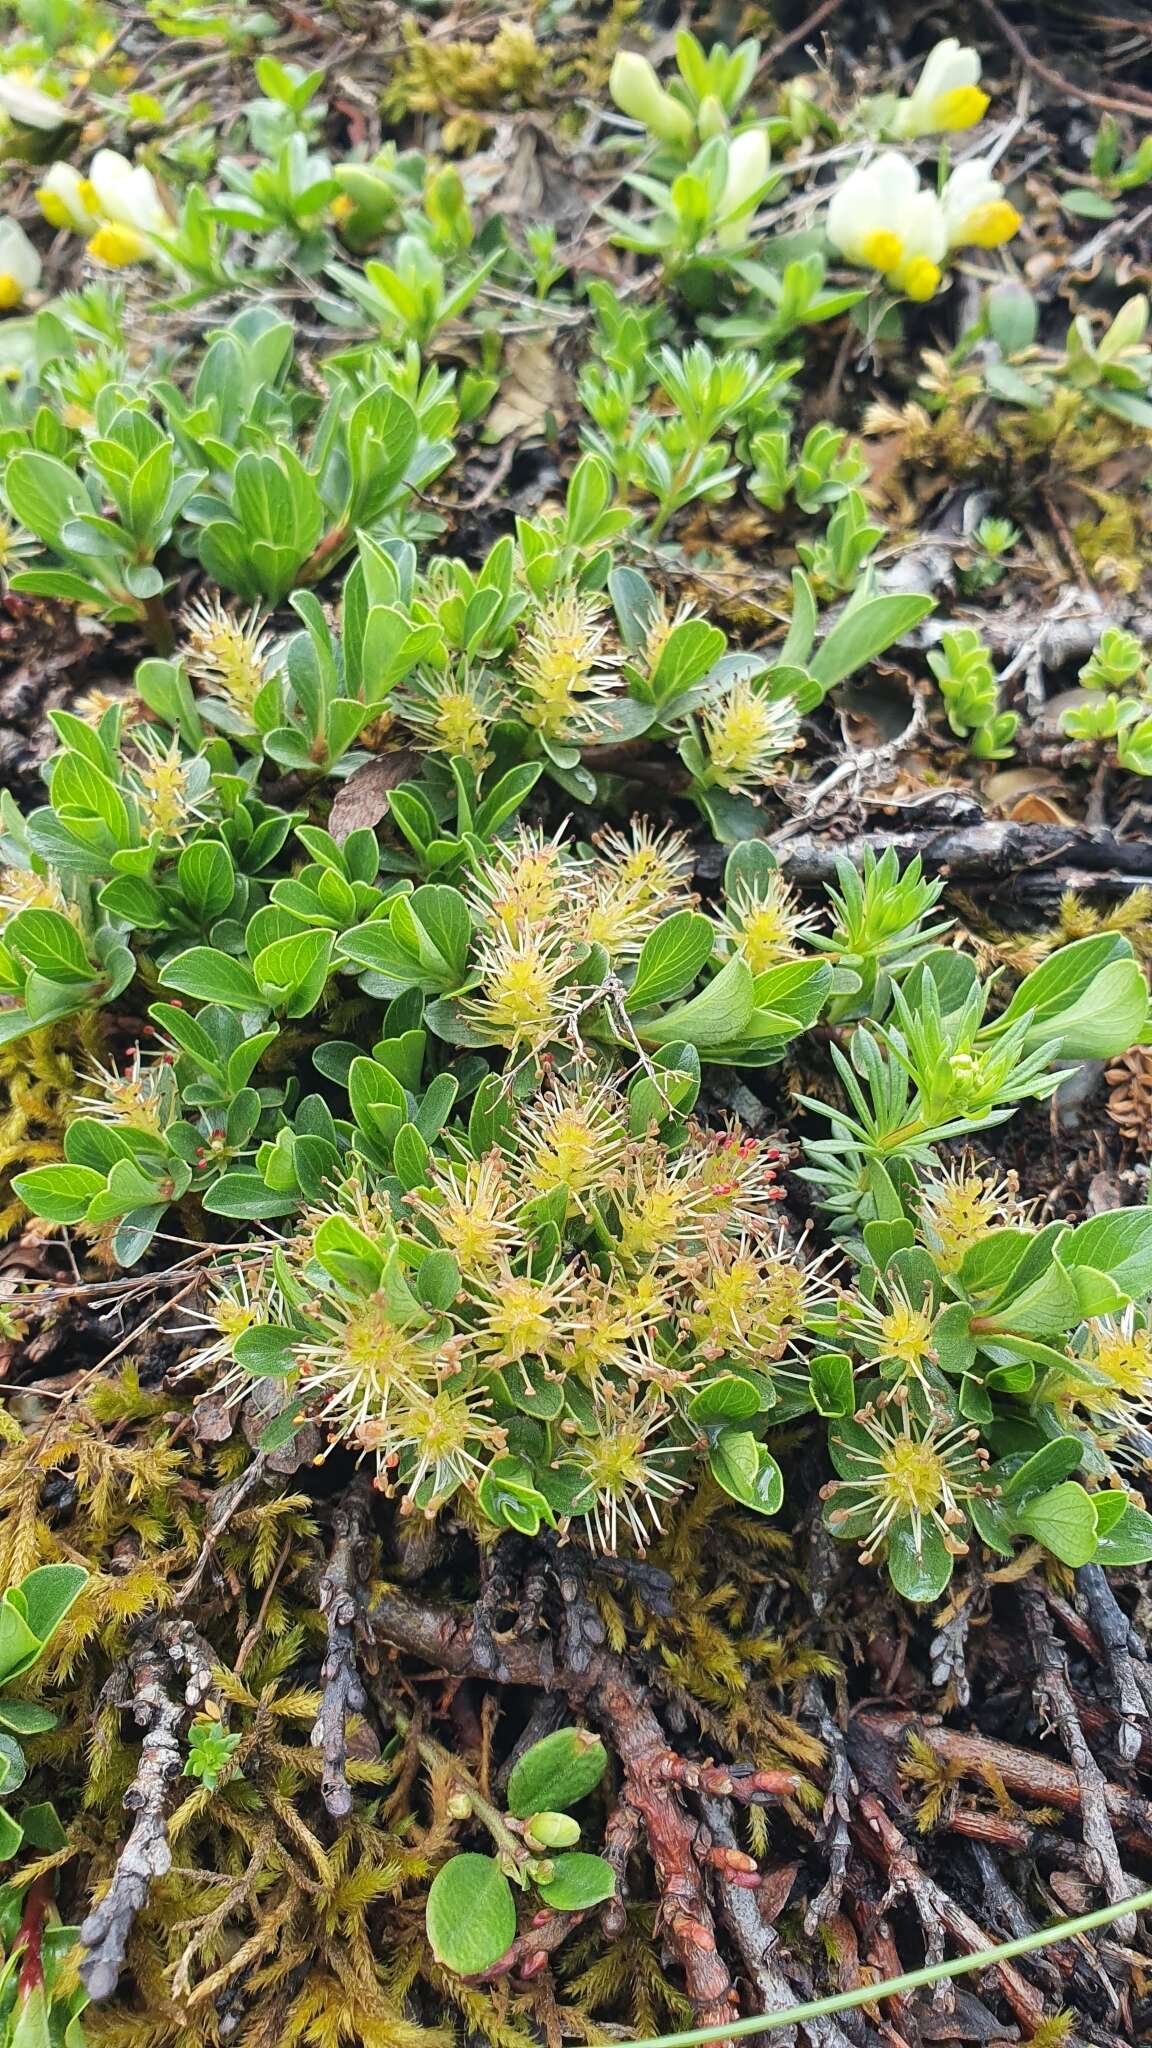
[79, 1620, 214, 2001]
[367, 1581, 796, 2029]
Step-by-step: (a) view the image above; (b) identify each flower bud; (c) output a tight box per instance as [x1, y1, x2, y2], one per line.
[609, 51, 694, 147]
[446, 1791, 472, 1820]
[782, 76, 819, 138]
[717, 129, 771, 246]
[696, 93, 727, 141]
[523, 1810, 581, 1850]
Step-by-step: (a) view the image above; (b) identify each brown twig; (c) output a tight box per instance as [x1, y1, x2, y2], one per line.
[698, 1794, 856, 2048]
[973, 0, 1152, 116]
[853, 1707, 1152, 1849]
[174, 1453, 268, 1605]
[368, 1579, 795, 2025]
[758, 0, 842, 70]
[856, 1794, 1047, 2033]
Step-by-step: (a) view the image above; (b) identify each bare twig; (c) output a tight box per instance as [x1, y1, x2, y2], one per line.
[856, 1794, 1048, 2033]
[312, 1483, 373, 1818]
[1076, 1565, 1152, 1766]
[853, 1707, 1152, 1848]
[79, 1620, 214, 2000]
[1022, 1579, 1137, 1934]
[174, 1453, 268, 1605]
[802, 1678, 854, 1936]
[758, 0, 842, 70]
[773, 821, 1152, 894]
[698, 1794, 856, 2048]
[973, 0, 1152, 117]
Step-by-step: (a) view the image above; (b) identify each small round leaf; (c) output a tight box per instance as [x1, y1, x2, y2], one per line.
[425, 1854, 516, 1977]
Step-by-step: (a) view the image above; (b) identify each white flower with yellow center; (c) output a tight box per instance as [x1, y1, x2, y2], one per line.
[892, 39, 989, 139]
[826, 153, 947, 302]
[0, 221, 41, 309]
[37, 162, 98, 234]
[81, 148, 170, 267]
[941, 159, 1021, 251]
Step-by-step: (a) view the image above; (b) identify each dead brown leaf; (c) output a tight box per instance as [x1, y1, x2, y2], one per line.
[483, 336, 568, 446]
[327, 751, 421, 842]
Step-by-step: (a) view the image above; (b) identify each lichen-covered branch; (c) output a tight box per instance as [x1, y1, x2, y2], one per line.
[1022, 1578, 1136, 1932]
[312, 1481, 373, 1818]
[79, 1619, 214, 2001]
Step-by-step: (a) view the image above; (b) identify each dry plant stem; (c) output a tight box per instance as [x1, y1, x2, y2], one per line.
[697, 1794, 856, 2048]
[79, 1620, 214, 2001]
[575, 1669, 739, 2024]
[773, 822, 1152, 891]
[801, 1677, 854, 1937]
[973, 0, 1152, 117]
[175, 1451, 268, 1605]
[1076, 1565, 1152, 1766]
[758, 0, 842, 68]
[312, 1482, 373, 1818]
[944, 1807, 1108, 1868]
[855, 1794, 1047, 2034]
[368, 1582, 798, 2026]
[1021, 1579, 1136, 1935]
[854, 1708, 1152, 1848]
[170, 1829, 273, 2003]
[967, 1845, 1064, 2000]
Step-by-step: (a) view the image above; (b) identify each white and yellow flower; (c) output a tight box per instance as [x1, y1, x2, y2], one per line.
[36, 161, 98, 234]
[941, 158, 1021, 250]
[81, 148, 170, 266]
[892, 39, 989, 139]
[0, 220, 41, 309]
[827, 152, 947, 302]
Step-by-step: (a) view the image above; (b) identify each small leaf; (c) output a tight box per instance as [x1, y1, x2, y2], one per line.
[708, 1429, 783, 1515]
[11, 1163, 104, 1225]
[15, 1563, 87, 1644]
[535, 1852, 616, 1911]
[232, 1326, 298, 1378]
[159, 948, 263, 1009]
[1093, 1500, 1152, 1567]
[687, 1375, 763, 1426]
[887, 1521, 954, 1603]
[507, 1729, 608, 1818]
[1015, 1482, 1099, 1566]
[425, 1854, 517, 1976]
[809, 594, 933, 691]
[1061, 187, 1116, 219]
[6, 908, 94, 983]
[0, 1701, 56, 1736]
[626, 912, 715, 1012]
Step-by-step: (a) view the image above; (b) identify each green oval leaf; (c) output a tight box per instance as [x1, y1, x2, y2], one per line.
[535, 1852, 616, 1911]
[425, 1854, 517, 1976]
[507, 1729, 608, 1819]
